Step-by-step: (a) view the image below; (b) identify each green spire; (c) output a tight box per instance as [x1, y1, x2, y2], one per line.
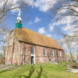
[16, 9, 22, 29]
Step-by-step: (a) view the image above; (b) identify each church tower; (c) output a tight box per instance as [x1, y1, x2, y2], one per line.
[16, 9, 22, 29]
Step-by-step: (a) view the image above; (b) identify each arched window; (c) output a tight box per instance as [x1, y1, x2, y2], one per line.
[43, 48, 47, 56]
[31, 46, 35, 54]
[51, 49, 54, 56]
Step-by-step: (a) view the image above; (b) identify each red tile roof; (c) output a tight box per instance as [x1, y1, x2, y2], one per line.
[14, 28, 62, 50]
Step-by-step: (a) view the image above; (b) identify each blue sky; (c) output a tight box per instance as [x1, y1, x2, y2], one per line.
[4, 0, 78, 40]
[7, 7, 61, 40]
[0, 0, 78, 53]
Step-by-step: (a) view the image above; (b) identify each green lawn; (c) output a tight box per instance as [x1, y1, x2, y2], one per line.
[0, 63, 78, 78]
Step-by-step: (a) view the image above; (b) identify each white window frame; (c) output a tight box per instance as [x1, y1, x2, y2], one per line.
[43, 48, 47, 56]
[31, 46, 35, 55]
[31, 46, 35, 64]
[51, 49, 54, 56]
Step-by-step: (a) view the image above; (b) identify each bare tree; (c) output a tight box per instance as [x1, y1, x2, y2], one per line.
[0, 24, 10, 57]
[48, 0, 78, 16]
[48, 0, 78, 32]
[0, 0, 23, 22]
[57, 31, 78, 63]
[0, 0, 28, 58]
[0, 0, 21, 45]
[48, 0, 78, 61]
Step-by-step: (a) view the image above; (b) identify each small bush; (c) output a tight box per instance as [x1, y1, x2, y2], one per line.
[71, 63, 78, 69]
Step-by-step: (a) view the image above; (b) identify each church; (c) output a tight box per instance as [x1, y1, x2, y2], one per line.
[5, 10, 65, 65]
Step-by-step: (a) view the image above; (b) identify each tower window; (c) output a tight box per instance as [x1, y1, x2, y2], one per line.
[31, 46, 35, 54]
[43, 48, 47, 56]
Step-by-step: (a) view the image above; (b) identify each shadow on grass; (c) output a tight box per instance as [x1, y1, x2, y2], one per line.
[18, 65, 35, 78]
[0, 64, 47, 78]
[17, 64, 43, 78]
[0, 66, 20, 73]
[37, 65, 43, 78]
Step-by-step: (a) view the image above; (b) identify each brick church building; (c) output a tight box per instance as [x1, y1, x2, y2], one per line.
[5, 10, 65, 65]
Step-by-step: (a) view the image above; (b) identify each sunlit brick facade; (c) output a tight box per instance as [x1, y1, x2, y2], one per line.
[5, 28, 65, 65]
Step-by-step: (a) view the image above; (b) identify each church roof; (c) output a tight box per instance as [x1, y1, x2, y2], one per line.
[14, 28, 62, 50]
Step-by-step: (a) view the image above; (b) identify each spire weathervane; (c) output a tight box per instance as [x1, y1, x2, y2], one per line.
[17, 9, 22, 21]
[16, 9, 22, 29]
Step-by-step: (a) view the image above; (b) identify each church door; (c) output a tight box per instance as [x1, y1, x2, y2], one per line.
[31, 56, 34, 64]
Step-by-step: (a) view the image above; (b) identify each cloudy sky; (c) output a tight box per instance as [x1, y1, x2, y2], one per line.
[3, 0, 78, 40]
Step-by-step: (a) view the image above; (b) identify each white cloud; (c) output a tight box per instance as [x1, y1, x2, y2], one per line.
[17, 0, 57, 12]
[23, 0, 57, 12]
[46, 34, 51, 37]
[3, 33, 9, 40]
[49, 23, 54, 32]
[0, 1, 3, 8]
[11, 8, 19, 13]
[38, 27, 45, 34]
[23, 0, 34, 6]
[53, 16, 75, 26]
[62, 25, 78, 35]
[57, 8, 68, 14]
[34, 17, 41, 23]
[0, 0, 34, 13]
[0, 0, 57, 13]
[60, 16, 78, 33]
[49, 16, 78, 35]
[62, 25, 76, 31]
[10, 0, 22, 13]
[34, 0, 57, 12]
[28, 21, 32, 25]
[0, 0, 20, 13]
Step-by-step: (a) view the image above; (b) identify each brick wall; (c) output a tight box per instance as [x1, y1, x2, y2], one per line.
[5, 31, 65, 65]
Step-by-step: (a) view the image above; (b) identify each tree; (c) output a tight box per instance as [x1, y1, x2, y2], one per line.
[57, 31, 78, 62]
[0, 0, 28, 22]
[72, 0, 78, 2]
[0, 0, 21, 48]
[49, 0, 78, 16]
[48, 0, 78, 63]
[0, 24, 10, 57]
[0, 0, 29, 58]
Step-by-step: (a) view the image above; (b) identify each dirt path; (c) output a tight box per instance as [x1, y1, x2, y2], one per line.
[0, 64, 14, 70]
[0, 64, 20, 70]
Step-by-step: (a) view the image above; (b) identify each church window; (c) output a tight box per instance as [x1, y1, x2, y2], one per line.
[51, 49, 54, 56]
[43, 48, 47, 56]
[31, 46, 35, 54]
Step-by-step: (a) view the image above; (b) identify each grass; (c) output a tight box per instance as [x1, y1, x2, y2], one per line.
[0, 63, 78, 78]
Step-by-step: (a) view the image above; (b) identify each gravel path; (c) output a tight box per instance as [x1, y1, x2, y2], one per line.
[70, 69, 78, 73]
[0, 64, 12, 70]
[0, 64, 20, 71]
